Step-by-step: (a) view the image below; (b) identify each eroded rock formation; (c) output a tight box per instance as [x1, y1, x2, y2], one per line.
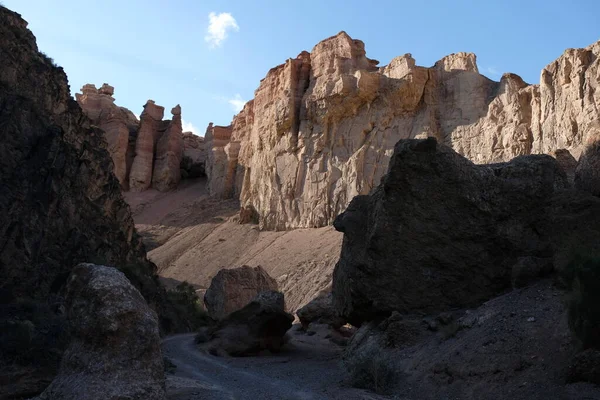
[76, 84, 138, 188]
[204, 265, 278, 320]
[181, 131, 206, 178]
[0, 7, 189, 397]
[196, 290, 293, 356]
[206, 32, 600, 230]
[35, 264, 166, 400]
[77, 86, 191, 192]
[331, 138, 600, 326]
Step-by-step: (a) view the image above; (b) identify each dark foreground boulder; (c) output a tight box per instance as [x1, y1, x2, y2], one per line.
[297, 292, 345, 329]
[332, 137, 571, 325]
[204, 265, 278, 320]
[197, 291, 293, 356]
[35, 264, 166, 400]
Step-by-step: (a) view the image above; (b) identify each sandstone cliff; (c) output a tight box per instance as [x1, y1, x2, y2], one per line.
[206, 31, 600, 230]
[77, 85, 192, 192]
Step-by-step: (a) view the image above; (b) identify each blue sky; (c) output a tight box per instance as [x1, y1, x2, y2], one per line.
[3, 0, 599, 136]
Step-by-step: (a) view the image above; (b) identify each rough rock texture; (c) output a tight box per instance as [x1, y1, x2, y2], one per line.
[575, 133, 600, 196]
[206, 32, 600, 230]
[129, 100, 165, 191]
[332, 138, 571, 325]
[297, 291, 345, 329]
[76, 84, 139, 189]
[35, 264, 166, 400]
[342, 281, 600, 399]
[152, 105, 183, 191]
[77, 85, 190, 192]
[197, 290, 293, 356]
[0, 7, 188, 397]
[180, 131, 206, 178]
[204, 265, 278, 320]
[0, 5, 156, 306]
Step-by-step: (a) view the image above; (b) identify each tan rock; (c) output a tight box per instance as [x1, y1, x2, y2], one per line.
[205, 31, 600, 231]
[203, 265, 278, 320]
[152, 105, 183, 191]
[76, 84, 135, 188]
[129, 100, 165, 192]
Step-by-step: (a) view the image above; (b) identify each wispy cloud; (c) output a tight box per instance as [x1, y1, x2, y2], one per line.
[485, 66, 501, 78]
[228, 94, 246, 112]
[182, 119, 201, 136]
[205, 12, 239, 48]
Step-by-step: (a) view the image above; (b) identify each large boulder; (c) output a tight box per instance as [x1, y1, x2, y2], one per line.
[197, 290, 293, 356]
[297, 292, 345, 329]
[35, 264, 165, 400]
[332, 137, 570, 325]
[204, 265, 278, 320]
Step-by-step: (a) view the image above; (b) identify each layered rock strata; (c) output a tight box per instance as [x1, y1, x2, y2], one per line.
[77, 85, 189, 192]
[206, 32, 600, 230]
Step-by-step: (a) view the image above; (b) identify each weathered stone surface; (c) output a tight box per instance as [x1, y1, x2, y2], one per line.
[0, 7, 190, 397]
[181, 131, 206, 178]
[297, 292, 345, 329]
[152, 105, 183, 191]
[129, 100, 165, 191]
[197, 290, 293, 356]
[332, 138, 569, 325]
[575, 130, 600, 196]
[205, 31, 600, 231]
[35, 264, 166, 400]
[0, 5, 154, 306]
[76, 84, 138, 189]
[204, 265, 278, 320]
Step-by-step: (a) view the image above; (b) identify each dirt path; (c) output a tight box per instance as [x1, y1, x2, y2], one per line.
[162, 331, 384, 400]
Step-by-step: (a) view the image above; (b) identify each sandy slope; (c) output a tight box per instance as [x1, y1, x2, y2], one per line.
[124, 178, 342, 312]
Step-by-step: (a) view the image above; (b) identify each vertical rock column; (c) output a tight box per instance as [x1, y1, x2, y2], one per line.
[129, 100, 164, 192]
[152, 105, 184, 191]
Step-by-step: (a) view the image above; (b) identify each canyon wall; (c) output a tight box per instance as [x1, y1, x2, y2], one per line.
[77, 85, 199, 192]
[206, 31, 600, 230]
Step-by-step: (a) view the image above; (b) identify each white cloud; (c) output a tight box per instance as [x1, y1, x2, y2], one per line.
[182, 119, 201, 136]
[133, 113, 140, 120]
[485, 66, 501, 78]
[228, 94, 246, 112]
[205, 12, 239, 48]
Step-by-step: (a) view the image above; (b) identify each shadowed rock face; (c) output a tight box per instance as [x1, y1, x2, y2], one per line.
[206, 31, 600, 231]
[198, 290, 293, 356]
[204, 265, 278, 320]
[0, 5, 152, 301]
[332, 138, 574, 325]
[34, 264, 166, 400]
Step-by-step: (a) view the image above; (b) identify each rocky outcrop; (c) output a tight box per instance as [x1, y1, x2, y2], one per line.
[297, 291, 345, 329]
[77, 86, 190, 192]
[180, 131, 206, 178]
[331, 138, 575, 325]
[129, 100, 165, 191]
[575, 129, 600, 196]
[35, 264, 166, 400]
[206, 32, 600, 230]
[76, 84, 138, 189]
[0, 5, 154, 306]
[0, 7, 189, 397]
[204, 265, 278, 320]
[197, 290, 293, 356]
[152, 105, 184, 191]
